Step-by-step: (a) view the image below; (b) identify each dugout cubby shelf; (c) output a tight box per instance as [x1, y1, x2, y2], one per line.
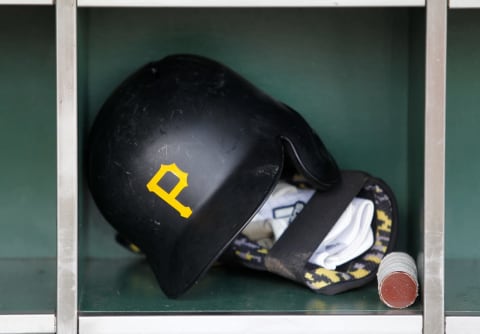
[76, 5, 427, 334]
[0, 5, 57, 334]
[0, 1, 450, 334]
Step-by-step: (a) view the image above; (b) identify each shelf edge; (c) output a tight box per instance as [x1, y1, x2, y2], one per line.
[0, 0, 53, 4]
[80, 314, 422, 334]
[446, 316, 480, 334]
[0, 314, 55, 334]
[77, 0, 425, 7]
[449, 0, 480, 8]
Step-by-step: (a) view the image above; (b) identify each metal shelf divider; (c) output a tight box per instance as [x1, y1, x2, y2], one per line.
[56, 0, 78, 333]
[424, 0, 447, 333]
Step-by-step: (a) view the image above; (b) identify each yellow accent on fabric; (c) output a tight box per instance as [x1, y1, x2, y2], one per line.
[146, 163, 192, 218]
[245, 252, 254, 261]
[309, 280, 330, 290]
[314, 268, 341, 283]
[364, 254, 382, 264]
[376, 209, 392, 232]
[349, 268, 370, 279]
[305, 272, 314, 281]
[374, 241, 388, 253]
[258, 248, 268, 254]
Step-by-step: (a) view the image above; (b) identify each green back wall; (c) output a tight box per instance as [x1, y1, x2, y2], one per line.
[446, 9, 480, 259]
[0, 7, 56, 258]
[78, 8, 424, 259]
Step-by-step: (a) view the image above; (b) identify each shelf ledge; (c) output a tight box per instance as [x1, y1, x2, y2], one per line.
[447, 317, 480, 334]
[80, 314, 422, 334]
[0, 314, 55, 334]
[450, 0, 480, 8]
[77, 0, 425, 7]
[0, 0, 53, 4]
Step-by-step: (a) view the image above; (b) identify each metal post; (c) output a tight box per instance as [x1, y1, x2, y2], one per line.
[424, 0, 446, 333]
[56, 0, 78, 333]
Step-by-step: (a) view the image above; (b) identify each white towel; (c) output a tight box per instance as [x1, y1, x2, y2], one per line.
[308, 197, 374, 269]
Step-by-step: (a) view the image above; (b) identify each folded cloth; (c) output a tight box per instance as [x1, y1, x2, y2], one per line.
[241, 181, 375, 270]
[308, 197, 374, 269]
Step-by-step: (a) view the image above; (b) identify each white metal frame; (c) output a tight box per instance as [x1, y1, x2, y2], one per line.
[0, 0, 53, 4]
[423, 0, 447, 334]
[0, 315, 56, 334]
[0, 0, 450, 333]
[56, 0, 78, 334]
[449, 0, 480, 7]
[446, 317, 480, 334]
[79, 315, 423, 334]
[76, 0, 425, 7]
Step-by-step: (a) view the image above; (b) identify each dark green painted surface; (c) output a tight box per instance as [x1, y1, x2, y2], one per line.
[80, 258, 421, 314]
[0, 7, 56, 258]
[445, 10, 480, 315]
[78, 8, 425, 312]
[407, 10, 425, 258]
[0, 259, 56, 313]
[446, 10, 480, 259]
[445, 259, 480, 315]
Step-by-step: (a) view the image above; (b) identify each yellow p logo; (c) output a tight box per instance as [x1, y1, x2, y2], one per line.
[146, 163, 192, 218]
